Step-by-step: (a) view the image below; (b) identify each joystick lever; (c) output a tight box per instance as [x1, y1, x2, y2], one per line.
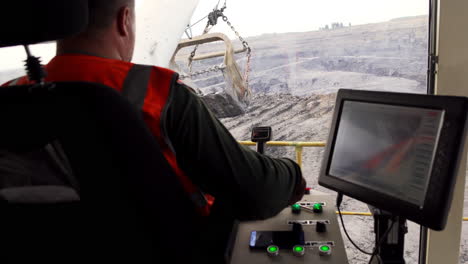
[251, 126, 272, 154]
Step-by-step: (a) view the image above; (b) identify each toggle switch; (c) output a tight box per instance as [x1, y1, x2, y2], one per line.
[316, 221, 327, 233]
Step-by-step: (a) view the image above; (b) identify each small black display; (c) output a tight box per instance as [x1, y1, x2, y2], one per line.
[249, 223, 305, 249]
[251, 127, 272, 142]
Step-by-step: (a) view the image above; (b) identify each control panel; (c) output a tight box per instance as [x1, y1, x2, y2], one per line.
[227, 192, 348, 264]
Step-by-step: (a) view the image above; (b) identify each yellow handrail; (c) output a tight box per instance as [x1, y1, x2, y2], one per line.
[238, 141, 326, 147]
[338, 211, 372, 216]
[338, 212, 468, 221]
[238, 140, 468, 222]
[239, 141, 326, 168]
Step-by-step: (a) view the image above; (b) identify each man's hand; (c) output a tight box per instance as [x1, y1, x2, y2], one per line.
[288, 176, 307, 205]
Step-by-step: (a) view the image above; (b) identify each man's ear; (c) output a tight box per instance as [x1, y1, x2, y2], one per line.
[117, 6, 132, 36]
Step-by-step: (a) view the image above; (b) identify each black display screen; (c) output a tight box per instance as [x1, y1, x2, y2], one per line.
[329, 101, 444, 207]
[253, 131, 269, 139]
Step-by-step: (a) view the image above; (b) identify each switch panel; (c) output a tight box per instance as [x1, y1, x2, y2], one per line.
[227, 192, 348, 264]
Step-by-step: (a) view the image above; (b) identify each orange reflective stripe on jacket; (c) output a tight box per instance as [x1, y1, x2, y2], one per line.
[4, 54, 213, 215]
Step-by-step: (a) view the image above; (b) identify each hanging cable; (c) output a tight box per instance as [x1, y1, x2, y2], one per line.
[186, 0, 252, 90]
[185, 0, 226, 33]
[188, 0, 227, 71]
[214, 0, 221, 11]
[368, 217, 397, 264]
[188, 14, 209, 30]
[336, 194, 374, 256]
[337, 193, 398, 264]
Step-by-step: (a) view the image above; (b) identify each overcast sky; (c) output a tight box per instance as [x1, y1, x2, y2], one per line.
[188, 0, 429, 38]
[0, 0, 428, 71]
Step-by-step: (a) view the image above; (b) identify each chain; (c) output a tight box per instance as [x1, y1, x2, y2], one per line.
[222, 14, 252, 92]
[180, 63, 227, 80]
[223, 15, 252, 93]
[188, 23, 212, 72]
[188, 1, 227, 71]
[244, 50, 252, 95]
[222, 15, 251, 55]
[186, 0, 252, 92]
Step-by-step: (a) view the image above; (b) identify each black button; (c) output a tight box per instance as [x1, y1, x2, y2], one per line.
[316, 221, 327, 233]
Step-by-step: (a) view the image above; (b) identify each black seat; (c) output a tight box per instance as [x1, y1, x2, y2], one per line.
[0, 82, 201, 263]
[0, 1, 201, 263]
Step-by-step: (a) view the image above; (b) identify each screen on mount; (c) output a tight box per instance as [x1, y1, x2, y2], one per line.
[319, 89, 468, 230]
[329, 101, 444, 207]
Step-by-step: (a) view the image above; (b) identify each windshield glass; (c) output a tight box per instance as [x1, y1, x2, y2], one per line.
[0, 2, 465, 262]
[180, 1, 431, 263]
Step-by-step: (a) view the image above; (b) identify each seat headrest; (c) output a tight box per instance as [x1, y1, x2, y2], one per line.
[0, 0, 89, 47]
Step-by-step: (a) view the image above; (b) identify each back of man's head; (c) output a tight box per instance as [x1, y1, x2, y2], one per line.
[88, 0, 135, 31]
[57, 0, 136, 61]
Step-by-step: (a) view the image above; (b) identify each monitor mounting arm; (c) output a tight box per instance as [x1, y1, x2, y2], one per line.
[368, 206, 408, 264]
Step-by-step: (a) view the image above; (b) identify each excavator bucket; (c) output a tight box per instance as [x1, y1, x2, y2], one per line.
[170, 33, 251, 117]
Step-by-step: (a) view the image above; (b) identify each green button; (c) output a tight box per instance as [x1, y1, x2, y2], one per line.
[292, 204, 301, 210]
[320, 245, 330, 251]
[268, 246, 279, 252]
[294, 246, 304, 252]
[313, 203, 323, 213]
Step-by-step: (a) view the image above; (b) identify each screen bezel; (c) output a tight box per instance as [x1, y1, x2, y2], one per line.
[318, 89, 468, 230]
